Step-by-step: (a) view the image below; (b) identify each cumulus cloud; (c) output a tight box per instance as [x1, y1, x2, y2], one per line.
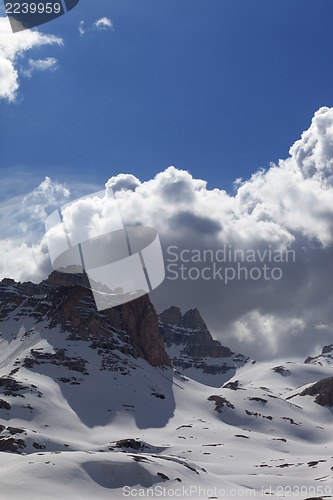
[3, 107, 333, 360]
[106, 173, 140, 193]
[94, 17, 113, 31]
[0, 16, 63, 101]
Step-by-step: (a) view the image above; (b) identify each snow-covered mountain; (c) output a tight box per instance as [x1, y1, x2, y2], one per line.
[0, 274, 333, 499]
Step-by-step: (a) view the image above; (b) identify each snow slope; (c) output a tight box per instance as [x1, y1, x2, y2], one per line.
[0, 281, 333, 499]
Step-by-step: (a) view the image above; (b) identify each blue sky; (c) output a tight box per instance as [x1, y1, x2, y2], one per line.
[1, 0, 333, 194]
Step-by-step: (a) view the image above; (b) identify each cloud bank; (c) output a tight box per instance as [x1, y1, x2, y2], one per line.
[2, 107, 333, 360]
[0, 16, 62, 101]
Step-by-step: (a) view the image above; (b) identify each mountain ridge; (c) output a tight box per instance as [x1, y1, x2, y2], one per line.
[0, 273, 333, 498]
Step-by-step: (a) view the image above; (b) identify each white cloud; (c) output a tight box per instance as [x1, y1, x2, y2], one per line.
[0, 239, 49, 285]
[23, 57, 58, 77]
[94, 17, 113, 31]
[79, 17, 114, 36]
[0, 176, 70, 282]
[0, 16, 63, 101]
[78, 20, 85, 36]
[22, 176, 70, 222]
[106, 173, 140, 193]
[3, 108, 333, 360]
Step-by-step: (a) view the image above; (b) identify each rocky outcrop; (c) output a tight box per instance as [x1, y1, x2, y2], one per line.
[300, 376, 333, 407]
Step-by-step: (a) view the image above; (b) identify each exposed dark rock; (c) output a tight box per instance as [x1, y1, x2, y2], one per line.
[305, 344, 333, 365]
[180, 308, 207, 330]
[159, 307, 249, 381]
[42, 269, 91, 289]
[121, 296, 170, 367]
[322, 345, 333, 354]
[114, 439, 148, 451]
[152, 392, 166, 399]
[0, 399, 11, 410]
[7, 427, 25, 435]
[208, 395, 234, 411]
[0, 437, 25, 453]
[272, 366, 290, 376]
[245, 410, 273, 420]
[0, 377, 27, 397]
[300, 376, 333, 407]
[157, 472, 170, 481]
[223, 380, 243, 390]
[281, 417, 299, 425]
[248, 397, 267, 404]
[160, 307, 229, 358]
[33, 442, 46, 450]
[307, 460, 326, 467]
[159, 306, 182, 326]
[24, 349, 88, 374]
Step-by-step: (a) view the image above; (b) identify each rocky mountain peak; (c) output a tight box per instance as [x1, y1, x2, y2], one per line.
[321, 345, 333, 354]
[159, 306, 182, 325]
[43, 268, 91, 289]
[159, 306, 207, 330]
[158, 305, 249, 387]
[181, 308, 207, 330]
[0, 272, 170, 368]
[304, 344, 333, 366]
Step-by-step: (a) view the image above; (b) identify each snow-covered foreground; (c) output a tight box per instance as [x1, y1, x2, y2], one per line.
[0, 317, 333, 500]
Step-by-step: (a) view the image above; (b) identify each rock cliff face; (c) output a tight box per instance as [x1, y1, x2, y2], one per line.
[300, 376, 333, 407]
[0, 271, 170, 368]
[120, 296, 170, 367]
[159, 306, 249, 387]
